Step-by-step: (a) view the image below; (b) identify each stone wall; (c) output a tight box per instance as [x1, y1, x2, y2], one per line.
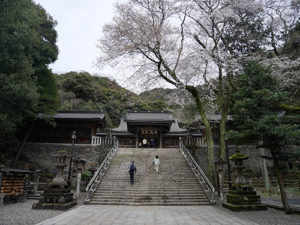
[22, 143, 111, 174]
[190, 145, 273, 177]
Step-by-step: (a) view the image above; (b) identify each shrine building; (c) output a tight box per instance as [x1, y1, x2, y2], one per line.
[29, 111, 106, 144]
[106, 111, 187, 148]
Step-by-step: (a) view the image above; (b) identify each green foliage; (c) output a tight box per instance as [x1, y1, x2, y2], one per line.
[222, 5, 267, 55]
[229, 153, 249, 160]
[56, 72, 141, 127]
[229, 62, 300, 156]
[81, 171, 92, 180]
[56, 72, 171, 127]
[0, 0, 58, 153]
[37, 69, 58, 114]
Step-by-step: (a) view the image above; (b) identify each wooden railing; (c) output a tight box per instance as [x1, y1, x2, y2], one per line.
[179, 140, 215, 203]
[91, 136, 114, 145]
[183, 137, 207, 147]
[85, 136, 119, 203]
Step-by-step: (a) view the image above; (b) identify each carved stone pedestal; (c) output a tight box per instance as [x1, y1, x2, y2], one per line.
[223, 152, 267, 211]
[32, 185, 77, 210]
[223, 186, 267, 211]
[32, 151, 77, 210]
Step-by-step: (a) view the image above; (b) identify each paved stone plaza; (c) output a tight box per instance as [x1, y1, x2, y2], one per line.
[36, 205, 258, 225]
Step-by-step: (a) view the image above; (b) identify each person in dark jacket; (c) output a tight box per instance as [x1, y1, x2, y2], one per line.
[128, 161, 137, 184]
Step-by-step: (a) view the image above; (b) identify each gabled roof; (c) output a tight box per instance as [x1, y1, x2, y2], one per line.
[163, 120, 187, 136]
[38, 111, 105, 120]
[125, 111, 174, 123]
[113, 119, 128, 132]
[112, 114, 187, 136]
[0, 168, 34, 174]
[169, 121, 186, 133]
[111, 119, 135, 136]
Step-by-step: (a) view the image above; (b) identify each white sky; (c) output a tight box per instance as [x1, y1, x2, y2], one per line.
[33, 0, 172, 93]
[34, 0, 119, 78]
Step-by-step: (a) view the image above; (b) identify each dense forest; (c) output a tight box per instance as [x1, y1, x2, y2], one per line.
[55, 71, 198, 127]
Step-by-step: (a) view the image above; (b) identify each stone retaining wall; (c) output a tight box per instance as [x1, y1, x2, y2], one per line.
[22, 143, 110, 174]
[190, 145, 273, 177]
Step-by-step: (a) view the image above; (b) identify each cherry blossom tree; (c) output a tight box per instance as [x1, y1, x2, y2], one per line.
[97, 0, 219, 176]
[183, 0, 267, 160]
[97, 0, 299, 177]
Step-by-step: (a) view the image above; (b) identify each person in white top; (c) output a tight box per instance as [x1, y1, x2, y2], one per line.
[142, 138, 147, 147]
[153, 155, 160, 173]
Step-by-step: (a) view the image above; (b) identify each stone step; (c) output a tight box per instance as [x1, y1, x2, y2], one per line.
[95, 187, 203, 193]
[93, 195, 208, 199]
[96, 186, 202, 190]
[88, 201, 210, 206]
[100, 182, 200, 187]
[94, 192, 206, 196]
[89, 147, 210, 205]
[93, 191, 206, 195]
[93, 195, 207, 202]
[95, 188, 204, 192]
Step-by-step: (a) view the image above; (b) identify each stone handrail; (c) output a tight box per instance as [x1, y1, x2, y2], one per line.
[85, 136, 119, 202]
[179, 140, 215, 203]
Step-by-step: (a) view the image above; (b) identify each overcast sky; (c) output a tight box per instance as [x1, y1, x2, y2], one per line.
[33, 0, 172, 93]
[34, 0, 119, 77]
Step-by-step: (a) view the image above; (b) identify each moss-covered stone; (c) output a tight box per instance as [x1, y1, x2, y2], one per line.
[32, 186, 77, 210]
[223, 202, 267, 211]
[227, 194, 261, 205]
[32, 201, 77, 210]
[223, 189, 267, 211]
[228, 190, 256, 195]
[229, 153, 249, 160]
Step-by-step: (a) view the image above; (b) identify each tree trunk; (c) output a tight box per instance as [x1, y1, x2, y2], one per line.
[219, 111, 227, 160]
[186, 86, 215, 177]
[217, 65, 231, 161]
[11, 124, 34, 168]
[271, 149, 293, 214]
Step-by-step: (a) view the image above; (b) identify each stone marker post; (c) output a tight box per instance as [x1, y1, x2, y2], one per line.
[259, 140, 270, 192]
[74, 158, 86, 198]
[215, 159, 225, 200]
[33, 170, 41, 194]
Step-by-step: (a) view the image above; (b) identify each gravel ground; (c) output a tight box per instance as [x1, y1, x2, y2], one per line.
[223, 207, 300, 225]
[0, 199, 64, 225]
[0, 198, 299, 225]
[0, 195, 85, 225]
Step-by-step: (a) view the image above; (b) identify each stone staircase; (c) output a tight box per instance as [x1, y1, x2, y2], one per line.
[88, 148, 210, 205]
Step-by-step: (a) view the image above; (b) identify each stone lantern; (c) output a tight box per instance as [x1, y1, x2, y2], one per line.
[52, 151, 68, 188]
[32, 150, 77, 210]
[229, 151, 248, 185]
[223, 151, 267, 211]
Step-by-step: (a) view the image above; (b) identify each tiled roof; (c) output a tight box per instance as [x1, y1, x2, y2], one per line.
[125, 111, 174, 123]
[169, 121, 187, 133]
[112, 119, 128, 132]
[38, 111, 105, 120]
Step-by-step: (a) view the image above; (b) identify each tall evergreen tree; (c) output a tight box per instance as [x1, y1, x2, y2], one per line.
[229, 62, 300, 214]
[0, 0, 58, 162]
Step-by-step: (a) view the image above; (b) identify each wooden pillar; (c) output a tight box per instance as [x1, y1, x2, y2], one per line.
[160, 127, 162, 149]
[135, 128, 139, 148]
